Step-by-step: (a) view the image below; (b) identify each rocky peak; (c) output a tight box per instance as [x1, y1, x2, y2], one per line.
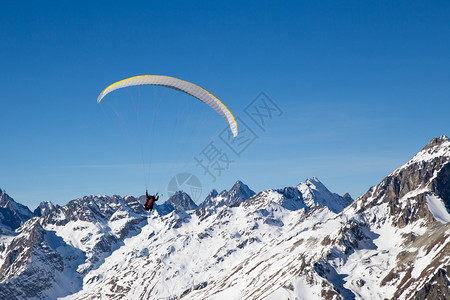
[401, 136, 450, 171]
[33, 200, 56, 217]
[422, 135, 449, 150]
[0, 190, 33, 230]
[227, 180, 256, 203]
[204, 189, 219, 203]
[355, 136, 450, 227]
[167, 191, 197, 212]
[304, 177, 321, 187]
[198, 180, 255, 210]
[297, 177, 353, 213]
[243, 178, 352, 214]
[0, 190, 33, 219]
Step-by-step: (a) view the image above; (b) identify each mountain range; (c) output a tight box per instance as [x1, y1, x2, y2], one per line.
[0, 136, 449, 299]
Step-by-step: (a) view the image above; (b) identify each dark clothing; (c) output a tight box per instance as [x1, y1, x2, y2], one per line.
[145, 191, 159, 211]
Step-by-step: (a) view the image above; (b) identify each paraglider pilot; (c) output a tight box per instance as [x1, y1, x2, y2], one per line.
[145, 190, 159, 211]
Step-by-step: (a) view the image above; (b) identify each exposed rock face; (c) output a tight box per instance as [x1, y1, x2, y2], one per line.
[0, 208, 22, 233]
[0, 220, 71, 300]
[341, 136, 450, 299]
[225, 180, 256, 205]
[355, 135, 450, 228]
[432, 161, 450, 211]
[198, 180, 256, 209]
[0, 190, 33, 230]
[33, 200, 56, 217]
[0, 194, 148, 299]
[413, 266, 450, 300]
[166, 191, 197, 212]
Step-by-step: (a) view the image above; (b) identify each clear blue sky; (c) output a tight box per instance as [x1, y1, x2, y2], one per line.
[1, 1, 449, 209]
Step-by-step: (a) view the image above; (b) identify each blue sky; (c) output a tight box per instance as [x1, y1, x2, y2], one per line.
[1, 1, 449, 209]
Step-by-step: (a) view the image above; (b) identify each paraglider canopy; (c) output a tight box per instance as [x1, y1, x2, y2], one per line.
[97, 75, 238, 137]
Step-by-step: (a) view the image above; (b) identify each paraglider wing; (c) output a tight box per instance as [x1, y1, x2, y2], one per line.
[97, 75, 238, 137]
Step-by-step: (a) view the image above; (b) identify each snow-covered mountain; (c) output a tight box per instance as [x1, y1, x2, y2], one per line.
[0, 136, 449, 299]
[196, 180, 256, 221]
[244, 177, 353, 214]
[163, 191, 198, 213]
[198, 180, 256, 209]
[296, 177, 353, 213]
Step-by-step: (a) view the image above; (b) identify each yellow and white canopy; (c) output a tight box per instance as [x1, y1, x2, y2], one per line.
[97, 75, 238, 137]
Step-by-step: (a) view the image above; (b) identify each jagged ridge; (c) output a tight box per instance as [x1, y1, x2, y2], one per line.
[0, 136, 448, 299]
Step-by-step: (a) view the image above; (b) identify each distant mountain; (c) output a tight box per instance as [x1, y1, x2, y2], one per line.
[0, 189, 33, 230]
[243, 177, 352, 214]
[297, 177, 353, 213]
[196, 181, 255, 219]
[136, 191, 199, 216]
[0, 136, 449, 299]
[199, 180, 256, 208]
[166, 191, 198, 211]
[153, 191, 198, 216]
